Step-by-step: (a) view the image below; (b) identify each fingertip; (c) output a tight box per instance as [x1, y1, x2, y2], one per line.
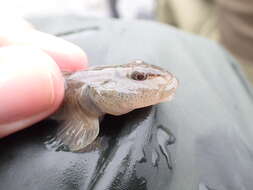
[0, 17, 88, 71]
[0, 30, 88, 71]
[41, 35, 89, 71]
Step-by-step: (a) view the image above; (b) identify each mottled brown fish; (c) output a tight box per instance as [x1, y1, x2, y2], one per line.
[53, 60, 178, 151]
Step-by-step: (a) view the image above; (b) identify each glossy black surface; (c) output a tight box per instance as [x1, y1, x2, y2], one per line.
[0, 107, 175, 190]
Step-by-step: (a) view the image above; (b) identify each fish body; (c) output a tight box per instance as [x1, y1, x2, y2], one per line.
[54, 60, 178, 151]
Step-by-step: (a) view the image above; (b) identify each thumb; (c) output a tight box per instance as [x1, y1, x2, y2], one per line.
[0, 46, 64, 137]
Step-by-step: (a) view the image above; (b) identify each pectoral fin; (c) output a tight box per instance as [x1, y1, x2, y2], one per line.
[54, 113, 99, 152]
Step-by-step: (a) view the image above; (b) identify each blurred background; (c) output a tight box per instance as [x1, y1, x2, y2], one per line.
[0, 0, 252, 84]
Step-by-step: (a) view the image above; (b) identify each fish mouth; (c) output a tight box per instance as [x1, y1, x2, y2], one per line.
[162, 76, 178, 101]
[165, 76, 178, 91]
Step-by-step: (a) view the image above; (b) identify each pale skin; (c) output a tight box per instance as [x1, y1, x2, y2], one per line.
[0, 17, 88, 137]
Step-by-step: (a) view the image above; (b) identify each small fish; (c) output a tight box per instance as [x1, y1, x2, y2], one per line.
[53, 60, 178, 151]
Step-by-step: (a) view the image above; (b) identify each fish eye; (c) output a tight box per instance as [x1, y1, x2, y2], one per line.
[131, 71, 147, 81]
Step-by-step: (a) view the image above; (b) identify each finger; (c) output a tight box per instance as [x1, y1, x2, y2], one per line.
[0, 46, 64, 137]
[0, 18, 88, 72]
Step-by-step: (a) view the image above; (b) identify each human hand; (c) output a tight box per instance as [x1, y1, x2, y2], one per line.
[0, 17, 88, 137]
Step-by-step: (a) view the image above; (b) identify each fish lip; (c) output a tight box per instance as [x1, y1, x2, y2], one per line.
[165, 76, 179, 91]
[162, 76, 178, 101]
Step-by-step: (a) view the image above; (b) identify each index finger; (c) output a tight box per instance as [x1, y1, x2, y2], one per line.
[0, 17, 88, 71]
